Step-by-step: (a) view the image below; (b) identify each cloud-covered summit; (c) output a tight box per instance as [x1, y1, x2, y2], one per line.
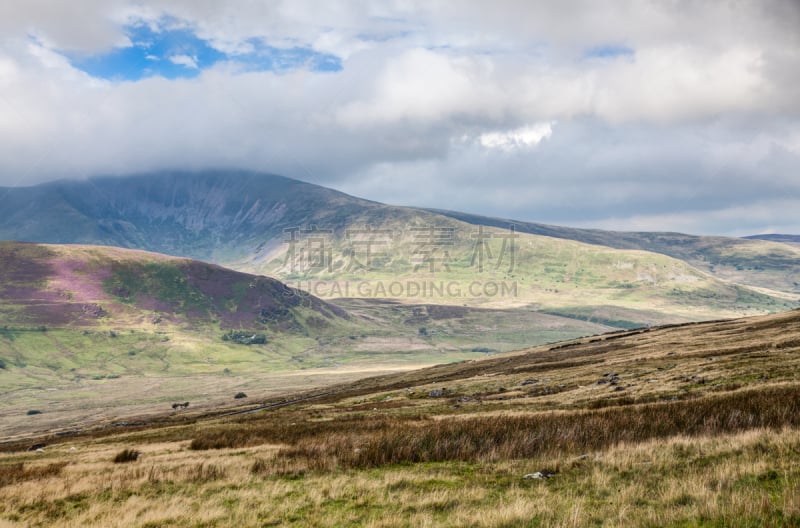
[0, 0, 798, 235]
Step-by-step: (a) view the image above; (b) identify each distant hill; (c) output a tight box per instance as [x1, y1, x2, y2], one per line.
[428, 209, 800, 295]
[744, 234, 800, 245]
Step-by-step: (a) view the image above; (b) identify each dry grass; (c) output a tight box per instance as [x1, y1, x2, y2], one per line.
[1, 309, 800, 526]
[0, 461, 67, 488]
[1, 429, 799, 527]
[183, 385, 800, 475]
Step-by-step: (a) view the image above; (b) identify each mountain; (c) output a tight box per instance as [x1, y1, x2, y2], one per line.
[0, 171, 797, 325]
[0, 170, 453, 268]
[0, 170, 378, 263]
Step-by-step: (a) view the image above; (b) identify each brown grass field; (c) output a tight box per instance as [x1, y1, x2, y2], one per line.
[1, 308, 800, 527]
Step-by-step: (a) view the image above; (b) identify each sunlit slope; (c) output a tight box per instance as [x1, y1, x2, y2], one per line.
[430, 208, 800, 296]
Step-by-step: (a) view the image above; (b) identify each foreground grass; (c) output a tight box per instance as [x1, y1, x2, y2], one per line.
[1, 427, 799, 527]
[188, 385, 800, 467]
[3, 310, 799, 526]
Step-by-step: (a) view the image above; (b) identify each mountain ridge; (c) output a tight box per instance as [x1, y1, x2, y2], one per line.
[1, 170, 797, 320]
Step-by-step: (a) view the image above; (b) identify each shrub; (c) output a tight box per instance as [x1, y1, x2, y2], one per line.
[234, 392, 247, 399]
[26, 410, 42, 416]
[113, 448, 140, 463]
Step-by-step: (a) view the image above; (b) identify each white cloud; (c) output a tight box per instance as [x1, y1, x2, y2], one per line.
[336, 48, 499, 126]
[478, 122, 555, 151]
[169, 54, 198, 69]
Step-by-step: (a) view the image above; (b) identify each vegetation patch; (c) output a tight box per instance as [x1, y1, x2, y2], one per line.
[112, 448, 140, 463]
[0, 461, 67, 488]
[222, 330, 267, 345]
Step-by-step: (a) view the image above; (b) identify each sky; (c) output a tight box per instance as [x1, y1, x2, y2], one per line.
[0, 1, 799, 236]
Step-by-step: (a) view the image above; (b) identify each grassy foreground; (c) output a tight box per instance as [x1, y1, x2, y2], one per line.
[2, 409, 799, 526]
[0, 427, 798, 527]
[2, 309, 800, 526]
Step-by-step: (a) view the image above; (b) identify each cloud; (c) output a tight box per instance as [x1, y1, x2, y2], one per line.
[168, 54, 197, 69]
[478, 123, 555, 151]
[0, 0, 798, 236]
[573, 199, 800, 237]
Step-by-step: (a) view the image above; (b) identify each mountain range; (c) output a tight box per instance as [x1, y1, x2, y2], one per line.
[1, 170, 798, 437]
[1, 170, 797, 319]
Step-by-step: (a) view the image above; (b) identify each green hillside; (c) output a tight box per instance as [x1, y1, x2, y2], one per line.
[429, 208, 800, 296]
[245, 216, 796, 323]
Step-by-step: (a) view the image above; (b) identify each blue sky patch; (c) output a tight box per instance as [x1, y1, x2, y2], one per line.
[68, 21, 342, 81]
[584, 44, 635, 60]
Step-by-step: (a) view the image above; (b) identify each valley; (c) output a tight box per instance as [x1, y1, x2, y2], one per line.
[0, 241, 610, 438]
[1, 172, 798, 441]
[2, 3, 798, 526]
[0, 171, 798, 526]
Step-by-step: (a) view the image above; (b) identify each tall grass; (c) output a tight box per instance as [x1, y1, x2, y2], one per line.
[189, 385, 800, 472]
[0, 461, 68, 488]
[189, 415, 399, 450]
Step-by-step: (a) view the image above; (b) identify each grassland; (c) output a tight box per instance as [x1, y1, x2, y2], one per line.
[251, 219, 798, 320]
[2, 309, 799, 526]
[432, 208, 800, 296]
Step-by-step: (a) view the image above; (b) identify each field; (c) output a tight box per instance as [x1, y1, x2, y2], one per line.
[2, 309, 799, 526]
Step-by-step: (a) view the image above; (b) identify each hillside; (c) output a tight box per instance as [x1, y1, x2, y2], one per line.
[252, 220, 794, 324]
[429, 208, 800, 296]
[745, 234, 800, 246]
[1, 171, 795, 324]
[0, 241, 345, 330]
[2, 309, 800, 526]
